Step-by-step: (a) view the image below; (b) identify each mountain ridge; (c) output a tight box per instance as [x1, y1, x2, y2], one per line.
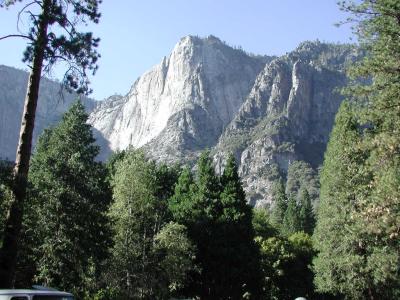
[0, 64, 97, 161]
[0, 36, 361, 206]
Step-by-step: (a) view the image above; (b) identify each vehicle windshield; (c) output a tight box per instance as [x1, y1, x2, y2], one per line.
[32, 297, 73, 300]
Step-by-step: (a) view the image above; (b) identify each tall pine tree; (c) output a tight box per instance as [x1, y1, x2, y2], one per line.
[0, 1, 102, 285]
[216, 155, 262, 299]
[313, 102, 371, 299]
[169, 153, 263, 299]
[270, 181, 288, 229]
[27, 101, 112, 296]
[282, 197, 301, 236]
[169, 167, 198, 224]
[298, 189, 315, 234]
[314, 1, 400, 298]
[185, 151, 222, 299]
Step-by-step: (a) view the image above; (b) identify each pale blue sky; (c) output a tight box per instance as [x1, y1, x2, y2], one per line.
[0, 0, 355, 100]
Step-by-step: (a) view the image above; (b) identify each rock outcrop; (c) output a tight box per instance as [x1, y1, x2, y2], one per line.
[213, 41, 361, 206]
[0, 38, 362, 206]
[89, 35, 271, 163]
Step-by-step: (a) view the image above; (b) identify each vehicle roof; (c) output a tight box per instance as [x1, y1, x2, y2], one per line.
[0, 290, 72, 296]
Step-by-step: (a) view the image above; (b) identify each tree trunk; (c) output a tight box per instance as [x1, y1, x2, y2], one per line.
[0, 0, 50, 288]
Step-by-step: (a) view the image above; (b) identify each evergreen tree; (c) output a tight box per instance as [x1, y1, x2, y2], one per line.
[154, 163, 181, 202]
[298, 189, 315, 234]
[106, 150, 127, 181]
[286, 160, 320, 206]
[282, 197, 301, 236]
[170, 153, 263, 298]
[214, 155, 262, 298]
[26, 101, 112, 296]
[0, 1, 102, 285]
[270, 181, 288, 229]
[315, 1, 400, 298]
[313, 102, 371, 299]
[185, 151, 222, 299]
[169, 167, 197, 224]
[195, 150, 222, 220]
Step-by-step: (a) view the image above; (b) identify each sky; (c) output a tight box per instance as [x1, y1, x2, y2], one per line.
[0, 0, 356, 100]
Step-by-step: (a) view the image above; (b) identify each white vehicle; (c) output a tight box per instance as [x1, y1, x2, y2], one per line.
[0, 289, 73, 300]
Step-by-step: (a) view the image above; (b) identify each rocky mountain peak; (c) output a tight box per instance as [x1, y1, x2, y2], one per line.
[0, 37, 363, 207]
[89, 35, 269, 161]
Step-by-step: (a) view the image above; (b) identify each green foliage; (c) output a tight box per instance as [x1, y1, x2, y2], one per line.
[169, 153, 262, 299]
[282, 197, 301, 236]
[314, 1, 400, 298]
[270, 181, 287, 228]
[153, 222, 196, 299]
[108, 150, 162, 298]
[313, 102, 370, 298]
[216, 155, 262, 299]
[270, 176, 315, 237]
[169, 167, 197, 224]
[252, 208, 278, 239]
[195, 150, 222, 219]
[298, 189, 315, 234]
[21, 101, 112, 296]
[108, 150, 189, 299]
[105, 150, 127, 181]
[154, 163, 181, 202]
[285, 160, 319, 207]
[256, 232, 315, 300]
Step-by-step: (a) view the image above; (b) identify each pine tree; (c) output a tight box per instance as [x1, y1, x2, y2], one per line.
[168, 167, 197, 224]
[286, 160, 319, 206]
[298, 189, 315, 234]
[313, 102, 370, 299]
[169, 152, 264, 298]
[282, 197, 301, 236]
[270, 181, 288, 229]
[0, 1, 102, 285]
[26, 101, 112, 296]
[195, 150, 222, 220]
[215, 155, 262, 299]
[186, 151, 222, 299]
[314, 1, 400, 298]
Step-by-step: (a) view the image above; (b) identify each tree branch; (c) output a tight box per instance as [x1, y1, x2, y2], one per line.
[17, 1, 39, 33]
[0, 34, 33, 41]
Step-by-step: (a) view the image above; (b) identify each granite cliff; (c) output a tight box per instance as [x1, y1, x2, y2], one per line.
[213, 42, 360, 206]
[89, 37, 360, 206]
[0, 37, 362, 206]
[89, 35, 271, 162]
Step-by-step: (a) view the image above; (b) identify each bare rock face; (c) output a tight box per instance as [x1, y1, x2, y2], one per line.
[213, 41, 361, 207]
[89, 35, 270, 163]
[0, 37, 362, 207]
[0, 65, 96, 161]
